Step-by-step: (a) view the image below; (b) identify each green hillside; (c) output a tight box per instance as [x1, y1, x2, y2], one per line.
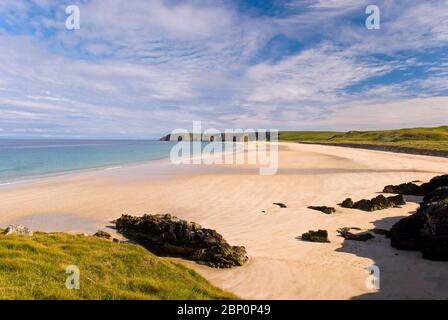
[0, 231, 236, 300]
[279, 126, 448, 154]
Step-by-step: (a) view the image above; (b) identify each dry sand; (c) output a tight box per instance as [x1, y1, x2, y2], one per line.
[1, 142, 448, 299]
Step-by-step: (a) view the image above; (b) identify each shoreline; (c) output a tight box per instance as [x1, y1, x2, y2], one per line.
[0, 142, 447, 299]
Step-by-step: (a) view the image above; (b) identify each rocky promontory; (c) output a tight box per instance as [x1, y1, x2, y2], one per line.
[114, 214, 248, 268]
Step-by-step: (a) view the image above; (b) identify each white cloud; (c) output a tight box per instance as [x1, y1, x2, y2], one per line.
[0, 0, 447, 137]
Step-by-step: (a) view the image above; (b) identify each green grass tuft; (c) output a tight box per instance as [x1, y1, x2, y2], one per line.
[0, 231, 237, 300]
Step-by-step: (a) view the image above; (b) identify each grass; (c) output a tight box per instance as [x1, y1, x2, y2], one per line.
[278, 131, 344, 142]
[279, 126, 448, 153]
[0, 231, 237, 300]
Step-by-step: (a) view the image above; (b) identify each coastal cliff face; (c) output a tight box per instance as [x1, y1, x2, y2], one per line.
[159, 132, 272, 142]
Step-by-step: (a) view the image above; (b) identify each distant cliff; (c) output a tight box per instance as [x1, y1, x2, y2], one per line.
[160, 131, 272, 142]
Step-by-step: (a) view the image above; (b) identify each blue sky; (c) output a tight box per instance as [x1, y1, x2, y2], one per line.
[0, 0, 447, 138]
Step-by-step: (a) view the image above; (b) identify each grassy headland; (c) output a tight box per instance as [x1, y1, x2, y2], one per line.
[279, 126, 448, 156]
[0, 231, 236, 300]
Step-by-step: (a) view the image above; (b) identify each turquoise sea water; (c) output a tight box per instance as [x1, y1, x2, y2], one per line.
[0, 140, 178, 183]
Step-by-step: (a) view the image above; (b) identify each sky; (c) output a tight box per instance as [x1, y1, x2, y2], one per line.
[0, 0, 447, 139]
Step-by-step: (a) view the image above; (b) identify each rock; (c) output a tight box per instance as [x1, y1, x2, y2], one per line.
[301, 230, 329, 243]
[390, 213, 425, 250]
[419, 175, 448, 195]
[390, 187, 448, 261]
[273, 203, 287, 208]
[384, 174, 448, 196]
[383, 182, 420, 195]
[308, 206, 336, 214]
[94, 230, 112, 240]
[114, 214, 248, 268]
[339, 194, 406, 212]
[422, 186, 448, 204]
[388, 194, 407, 206]
[340, 198, 354, 208]
[4, 224, 33, 236]
[420, 201, 448, 260]
[337, 228, 374, 241]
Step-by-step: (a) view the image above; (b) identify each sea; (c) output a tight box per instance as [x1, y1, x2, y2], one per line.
[0, 139, 179, 184]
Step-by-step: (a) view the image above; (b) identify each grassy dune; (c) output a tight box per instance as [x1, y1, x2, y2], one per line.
[0, 231, 236, 300]
[279, 126, 448, 154]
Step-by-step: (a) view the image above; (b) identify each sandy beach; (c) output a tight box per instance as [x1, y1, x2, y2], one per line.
[1, 142, 448, 299]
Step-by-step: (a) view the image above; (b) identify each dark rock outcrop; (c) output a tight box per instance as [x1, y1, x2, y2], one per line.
[301, 230, 329, 243]
[307, 206, 336, 214]
[114, 214, 248, 268]
[420, 201, 448, 260]
[340, 194, 405, 212]
[390, 187, 448, 261]
[340, 198, 354, 208]
[390, 212, 425, 251]
[384, 174, 448, 196]
[337, 227, 374, 241]
[422, 186, 448, 204]
[383, 182, 421, 195]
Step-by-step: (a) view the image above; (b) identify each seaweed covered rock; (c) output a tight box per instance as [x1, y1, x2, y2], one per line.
[114, 214, 248, 268]
[384, 174, 448, 196]
[307, 206, 336, 214]
[301, 230, 329, 243]
[340, 194, 405, 212]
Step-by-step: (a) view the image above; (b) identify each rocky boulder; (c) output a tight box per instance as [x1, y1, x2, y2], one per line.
[422, 186, 448, 204]
[4, 224, 33, 236]
[340, 198, 354, 208]
[383, 182, 421, 195]
[114, 214, 248, 268]
[340, 194, 405, 212]
[390, 194, 448, 261]
[301, 230, 329, 243]
[390, 213, 425, 250]
[420, 201, 448, 260]
[384, 174, 448, 196]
